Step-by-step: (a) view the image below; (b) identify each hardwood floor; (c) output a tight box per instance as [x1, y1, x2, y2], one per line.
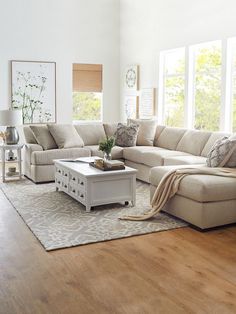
[1, 189, 236, 314]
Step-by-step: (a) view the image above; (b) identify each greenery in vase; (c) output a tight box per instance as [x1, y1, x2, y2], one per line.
[98, 136, 115, 155]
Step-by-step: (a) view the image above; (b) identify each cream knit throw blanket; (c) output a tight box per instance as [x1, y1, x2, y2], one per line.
[120, 167, 236, 221]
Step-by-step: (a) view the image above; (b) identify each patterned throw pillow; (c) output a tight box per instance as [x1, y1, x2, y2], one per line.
[115, 123, 139, 147]
[206, 136, 236, 167]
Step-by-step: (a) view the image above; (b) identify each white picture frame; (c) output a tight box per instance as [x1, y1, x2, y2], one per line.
[139, 88, 156, 119]
[11, 60, 56, 124]
[124, 95, 138, 120]
[124, 65, 139, 91]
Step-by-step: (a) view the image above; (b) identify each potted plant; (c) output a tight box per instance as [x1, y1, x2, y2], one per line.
[98, 136, 115, 160]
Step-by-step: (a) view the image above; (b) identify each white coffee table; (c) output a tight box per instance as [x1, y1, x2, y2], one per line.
[54, 160, 137, 212]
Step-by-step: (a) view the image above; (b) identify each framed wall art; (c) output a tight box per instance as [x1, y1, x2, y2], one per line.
[11, 60, 56, 124]
[124, 65, 139, 91]
[124, 95, 138, 120]
[139, 88, 156, 119]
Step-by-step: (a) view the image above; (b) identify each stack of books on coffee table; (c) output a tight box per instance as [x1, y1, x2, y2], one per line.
[89, 159, 125, 171]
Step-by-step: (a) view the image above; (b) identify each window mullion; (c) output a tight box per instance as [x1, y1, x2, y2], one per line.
[223, 38, 233, 132]
[187, 46, 195, 129]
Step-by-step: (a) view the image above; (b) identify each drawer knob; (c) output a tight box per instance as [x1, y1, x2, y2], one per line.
[80, 182, 84, 186]
[72, 189, 76, 193]
[80, 194, 84, 198]
[72, 177, 76, 181]
[65, 173, 67, 177]
[64, 185, 67, 188]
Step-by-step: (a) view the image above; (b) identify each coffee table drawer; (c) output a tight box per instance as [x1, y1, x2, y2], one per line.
[69, 173, 86, 191]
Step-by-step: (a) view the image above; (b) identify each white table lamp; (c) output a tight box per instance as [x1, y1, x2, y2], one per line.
[0, 109, 22, 145]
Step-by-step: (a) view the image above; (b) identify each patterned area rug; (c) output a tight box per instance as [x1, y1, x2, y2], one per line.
[1, 180, 187, 251]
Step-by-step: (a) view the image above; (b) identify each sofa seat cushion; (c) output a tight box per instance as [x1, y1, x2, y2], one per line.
[150, 166, 236, 202]
[123, 146, 190, 167]
[85, 145, 124, 159]
[164, 155, 207, 166]
[123, 146, 164, 165]
[142, 150, 190, 167]
[31, 148, 91, 165]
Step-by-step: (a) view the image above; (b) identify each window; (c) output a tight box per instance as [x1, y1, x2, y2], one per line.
[191, 41, 222, 131]
[228, 38, 236, 132]
[160, 48, 185, 127]
[158, 40, 236, 132]
[73, 64, 102, 121]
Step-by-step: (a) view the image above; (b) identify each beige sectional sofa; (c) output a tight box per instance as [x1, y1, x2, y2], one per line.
[23, 122, 236, 229]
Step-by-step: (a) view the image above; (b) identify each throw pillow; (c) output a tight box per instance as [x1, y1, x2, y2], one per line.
[23, 126, 38, 144]
[206, 136, 236, 167]
[115, 123, 139, 147]
[30, 125, 57, 150]
[48, 124, 84, 149]
[103, 123, 119, 138]
[128, 119, 157, 146]
[74, 124, 106, 145]
[225, 134, 236, 167]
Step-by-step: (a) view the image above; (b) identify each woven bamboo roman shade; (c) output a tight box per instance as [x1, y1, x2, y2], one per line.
[73, 64, 102, 92]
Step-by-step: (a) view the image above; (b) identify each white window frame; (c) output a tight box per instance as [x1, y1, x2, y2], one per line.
[189, 40, 222, 131]
[158, 47, 186, 126]
[225, 37, 236, 132]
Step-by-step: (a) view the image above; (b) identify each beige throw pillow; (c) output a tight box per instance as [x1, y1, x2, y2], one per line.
[206, 136, 236, 167]
[129, 119, 156, 146]
[103, 123, 119, 138]
[48, 124, 84, 149]
[74, 124, 106, 145]
[30, 125, 57, 150]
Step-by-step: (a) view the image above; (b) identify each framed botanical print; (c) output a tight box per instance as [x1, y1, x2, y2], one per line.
[124, 95, 138, 119]
[11, 60, 56, 124]
[124, 65, 139, 91]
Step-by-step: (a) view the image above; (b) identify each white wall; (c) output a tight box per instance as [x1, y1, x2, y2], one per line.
[120, 0, 236, 120]
[0, 0, 120, 124]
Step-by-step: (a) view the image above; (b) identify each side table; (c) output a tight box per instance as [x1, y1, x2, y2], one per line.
[0, 144, 24, 182]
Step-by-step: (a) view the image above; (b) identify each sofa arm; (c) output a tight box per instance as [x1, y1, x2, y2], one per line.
[24, 144, 43, 165]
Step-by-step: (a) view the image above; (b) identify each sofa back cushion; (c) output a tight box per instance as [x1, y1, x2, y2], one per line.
[201, 132, 230, 157]
[129, 119, 157, 146]
[23, 126, 38, 144]
[48, 124, 84, 149]
[156, 127, 187, 150]
[176, 130, 211, 156]
[103, 123, 118, 138]
[30, 125, 57, 150]
[75, 123, 106, 145]
[153, 125, 166, 146]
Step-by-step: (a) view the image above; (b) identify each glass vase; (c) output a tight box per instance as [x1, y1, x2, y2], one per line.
[103, 152, 112, 161]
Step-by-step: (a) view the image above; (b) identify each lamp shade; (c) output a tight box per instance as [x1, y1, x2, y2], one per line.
[0, 110, 22, 126]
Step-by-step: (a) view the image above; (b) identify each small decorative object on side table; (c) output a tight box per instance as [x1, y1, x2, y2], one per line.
[0, 144, 24, 182]
[98, 136, 115, 161]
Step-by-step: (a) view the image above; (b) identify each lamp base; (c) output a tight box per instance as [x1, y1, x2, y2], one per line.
[5, 126, 19, 145]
